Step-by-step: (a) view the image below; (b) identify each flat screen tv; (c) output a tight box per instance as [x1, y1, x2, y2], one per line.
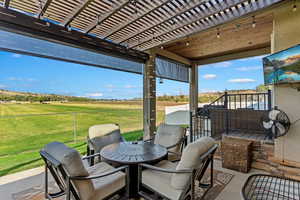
[263, 44, 300, 85]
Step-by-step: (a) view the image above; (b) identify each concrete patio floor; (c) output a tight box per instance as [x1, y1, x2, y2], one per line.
[0, 159, 265, 200]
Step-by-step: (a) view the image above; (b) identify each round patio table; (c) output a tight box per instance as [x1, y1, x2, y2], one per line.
[100, 141, 168, 198]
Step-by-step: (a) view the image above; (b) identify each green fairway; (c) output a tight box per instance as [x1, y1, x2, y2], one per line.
[0, 103, 164, 176]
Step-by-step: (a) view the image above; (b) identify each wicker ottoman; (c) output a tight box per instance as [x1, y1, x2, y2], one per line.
[221, 136, 252, 173]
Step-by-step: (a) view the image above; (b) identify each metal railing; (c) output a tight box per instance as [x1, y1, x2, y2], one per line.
[190, 90, 272, 142]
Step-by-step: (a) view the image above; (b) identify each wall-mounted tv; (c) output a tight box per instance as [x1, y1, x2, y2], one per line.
[263, 44, 300, 85]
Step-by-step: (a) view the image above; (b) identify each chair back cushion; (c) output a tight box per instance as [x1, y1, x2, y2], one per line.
[154, 123, 185, 153]
[89, 124, 122, 152]
[44, 142, 89, 177]
[171, 137, 215, 190]
[44, 142, 94, 200]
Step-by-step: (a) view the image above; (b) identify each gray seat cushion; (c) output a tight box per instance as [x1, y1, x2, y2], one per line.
[89, 124, 122, 153]
[142, 160, 183, 200]
[87, 162, 125, 200]
[171, 137, 216, 190]
[154, 123, 185, 153]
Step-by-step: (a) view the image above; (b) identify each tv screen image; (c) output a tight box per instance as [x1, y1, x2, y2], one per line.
[263, 44, 300, 85]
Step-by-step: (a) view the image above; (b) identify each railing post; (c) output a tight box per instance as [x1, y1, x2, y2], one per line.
[224, 91, 228, 109]
[189, 111, 194, 143]
[267, 89, 272, 110]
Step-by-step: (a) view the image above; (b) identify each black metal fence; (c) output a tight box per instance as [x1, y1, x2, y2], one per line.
[190, 90, 272, 142]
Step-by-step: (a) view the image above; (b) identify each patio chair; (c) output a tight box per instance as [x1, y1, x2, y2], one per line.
[148, 123, 187, 161]
[138, 137, 218, 200]
[87, 124, 125, 166]
[40, 142, 128, 200]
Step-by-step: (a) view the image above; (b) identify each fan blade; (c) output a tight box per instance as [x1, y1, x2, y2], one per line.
[275, 122, 286, 135]
[269, 110, 281, 120]
[271, 126, 277, 138]
[263, 121, 273, 129]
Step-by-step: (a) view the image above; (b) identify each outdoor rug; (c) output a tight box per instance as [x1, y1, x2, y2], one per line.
[12, 169, 233, 200]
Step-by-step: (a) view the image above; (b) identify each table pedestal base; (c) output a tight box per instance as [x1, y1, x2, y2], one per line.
[128, 165, 139, 199]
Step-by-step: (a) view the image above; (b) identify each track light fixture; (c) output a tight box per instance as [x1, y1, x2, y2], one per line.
[252, 16, 256, 28]
[293, 1, 297, 12]
[217, 28, 220, 39]
[159, 78, 164, 84]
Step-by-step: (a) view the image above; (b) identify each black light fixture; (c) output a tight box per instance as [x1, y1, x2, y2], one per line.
[186, 41, 190, 46]
[159, 78, 164, 84]
[252, 16, 256, 28]
[217, 28, 220, 39]
[293, 1, 297, 12]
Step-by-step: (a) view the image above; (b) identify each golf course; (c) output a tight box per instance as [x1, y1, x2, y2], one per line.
[0, 101, 173, 176]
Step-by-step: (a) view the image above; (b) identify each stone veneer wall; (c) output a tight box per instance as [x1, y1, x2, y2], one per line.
[215, 138, 300, 181]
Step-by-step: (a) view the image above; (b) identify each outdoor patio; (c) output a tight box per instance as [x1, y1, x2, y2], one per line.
[0, 0, 300, 199]
[0, 159, 265, 200]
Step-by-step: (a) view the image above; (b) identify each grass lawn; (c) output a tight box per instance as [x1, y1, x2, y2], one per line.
[0, 102, 165, 176]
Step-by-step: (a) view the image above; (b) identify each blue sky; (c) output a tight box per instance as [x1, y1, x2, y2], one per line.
[0, 51, 265, 99]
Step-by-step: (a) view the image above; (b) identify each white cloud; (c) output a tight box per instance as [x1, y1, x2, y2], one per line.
[202, 61, 232, 68]
[124, 84, 137, 89]
[8, 77, 22, 81]
[85, 92, 103, 97]
[8, 77, 37, 82]
[228, 78, 256, 83]
[0, 84, 7, 89]
[236, 66, 261, 71]
[12, 54, 22, 58]
[203, 74, 217, 80]
[105, 84, 115, 88]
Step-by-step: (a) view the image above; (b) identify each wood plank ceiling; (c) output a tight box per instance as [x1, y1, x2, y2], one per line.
[165, 13, 274, 60]
[0, 0, 283, 57]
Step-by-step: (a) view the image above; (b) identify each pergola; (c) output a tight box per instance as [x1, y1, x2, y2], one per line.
[0, 0, 288, 139]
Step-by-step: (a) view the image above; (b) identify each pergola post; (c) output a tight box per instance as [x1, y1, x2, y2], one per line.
[189, 63, 198, 142]
[189, 63, 198, 115]
[143, 51, 156, 141]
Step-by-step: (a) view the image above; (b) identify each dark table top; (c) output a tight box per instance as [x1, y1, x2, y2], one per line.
[100, 142, 168, 164]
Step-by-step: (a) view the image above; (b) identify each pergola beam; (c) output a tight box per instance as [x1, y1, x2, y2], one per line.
[117, 0, 207, 44]
[84, 0, 131, 34]
[37, 0, 52, 18]
[103, 0, 170, 39]
[62, 0, 93, 27]
[0, 6, 148, 63]
[193, 46, 271, 65]
[150, 48, 191, 65]
[3, 0, 10, 8]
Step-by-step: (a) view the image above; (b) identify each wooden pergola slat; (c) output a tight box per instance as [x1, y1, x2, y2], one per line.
[37, 0, 52, 18]
[102, 0, 170, 39]
[62, 0, 93, 27]
[130, 0, 245, 49]
[131, 0, 281, 50]
[116, 0, 207, 44]
[84, 0, 131, 34]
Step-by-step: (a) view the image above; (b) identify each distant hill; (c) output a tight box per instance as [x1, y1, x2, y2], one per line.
[0, 89, 95, 102]
[0, 86, 268, 103]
